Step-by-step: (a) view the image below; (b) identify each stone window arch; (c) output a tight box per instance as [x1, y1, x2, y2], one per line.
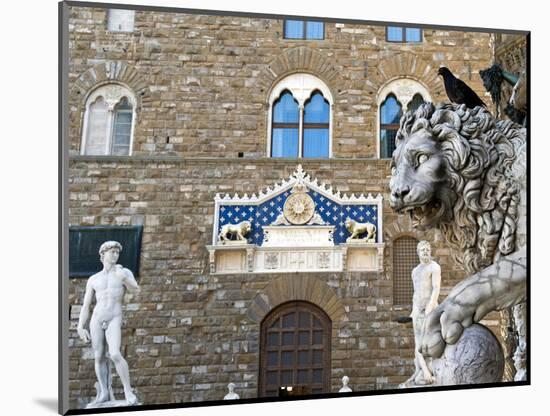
[259, 301, 331, 397]
[268, 74, 333, 158]
[377, 78, 431, 158]
[81, 84, 137, 156]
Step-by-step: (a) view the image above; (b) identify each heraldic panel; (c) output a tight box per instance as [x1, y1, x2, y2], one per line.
[206, 165, 384, 274]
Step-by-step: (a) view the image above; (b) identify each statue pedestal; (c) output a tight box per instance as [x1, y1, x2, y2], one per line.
[86, 399, 140, 409]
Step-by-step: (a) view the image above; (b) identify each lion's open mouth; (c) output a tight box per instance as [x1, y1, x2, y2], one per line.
[402, 200, 443, 229]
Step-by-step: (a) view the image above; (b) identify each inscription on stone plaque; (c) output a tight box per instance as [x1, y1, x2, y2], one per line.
[262, 226, 334, 247]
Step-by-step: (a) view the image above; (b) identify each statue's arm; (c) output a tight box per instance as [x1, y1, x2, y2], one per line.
[77, 278, 94, 343]
[122, 267, 140, 294]
[426, 263, 442, 314]
[421, 247, 526, 358]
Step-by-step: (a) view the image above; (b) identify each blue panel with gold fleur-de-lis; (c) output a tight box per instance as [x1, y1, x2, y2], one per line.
[218, 188, 377, 245]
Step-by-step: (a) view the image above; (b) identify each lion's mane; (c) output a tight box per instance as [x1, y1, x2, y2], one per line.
[395, 103, 525, 273]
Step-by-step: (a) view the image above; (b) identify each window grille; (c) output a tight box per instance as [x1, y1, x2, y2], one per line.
[393, 236, 419, 305]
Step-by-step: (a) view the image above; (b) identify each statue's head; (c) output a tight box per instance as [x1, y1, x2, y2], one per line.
[479, 64, 503, 104]
[390, 101, 524, 272]
[417, 240, 432, 262]
[342, 375, 349, 385]
[389, 103, 454, 230]
[99, 241, 122, 264]
[227, 383, 235, 392]
[242, 221, 251, 234]
[437, 66, 452, 78]
[344, 217, 354, 231]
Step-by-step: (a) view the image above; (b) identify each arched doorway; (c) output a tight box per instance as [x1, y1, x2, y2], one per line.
[259, 301, 331, 397]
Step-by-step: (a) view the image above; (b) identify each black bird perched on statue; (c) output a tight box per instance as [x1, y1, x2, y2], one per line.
[437, 67, 487, 109]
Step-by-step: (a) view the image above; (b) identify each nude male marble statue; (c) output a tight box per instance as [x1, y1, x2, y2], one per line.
[401, 240, 441, 387]
[77, 241, 140, 407]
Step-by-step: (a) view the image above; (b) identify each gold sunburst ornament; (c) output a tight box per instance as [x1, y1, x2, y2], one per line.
[283, 192, 315, 224]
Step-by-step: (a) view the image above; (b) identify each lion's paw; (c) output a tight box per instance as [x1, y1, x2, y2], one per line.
[420, 306, 446, 358]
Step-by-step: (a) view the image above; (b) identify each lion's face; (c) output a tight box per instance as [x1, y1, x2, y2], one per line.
[344, 218, 354, 231]
[242, 221, 251, 234]
[389, 128, 451, 229]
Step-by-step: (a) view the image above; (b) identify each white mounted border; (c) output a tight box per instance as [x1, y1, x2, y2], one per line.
[212, 164, 384, 245]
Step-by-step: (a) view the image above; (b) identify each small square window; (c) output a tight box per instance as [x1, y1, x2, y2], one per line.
[306, 21, 324, 39]
[107, 9, 135, 32]
[387, 26, 403, 42]
[386, 26, 422, 43]
[284, 20, 324, 40]
[285, 20, 305, 39]
[405, 28, 422, 42]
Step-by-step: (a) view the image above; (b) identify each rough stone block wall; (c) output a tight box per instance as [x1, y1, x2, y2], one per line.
[495, 34, 527, 107]
[68, 6, 494, 158]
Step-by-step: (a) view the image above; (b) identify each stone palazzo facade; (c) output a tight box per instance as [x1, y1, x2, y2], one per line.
[65, 4, 522, 409]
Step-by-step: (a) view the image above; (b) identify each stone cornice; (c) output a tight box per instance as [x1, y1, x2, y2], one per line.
[69, 155, 391, 165]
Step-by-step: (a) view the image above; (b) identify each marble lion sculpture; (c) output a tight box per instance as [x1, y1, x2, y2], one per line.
[389, 102, 527, 380]
[345, 217, 377, 242]
[218, 220, 251, 243]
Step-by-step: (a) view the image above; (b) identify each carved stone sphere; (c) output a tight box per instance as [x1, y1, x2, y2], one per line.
[432, 324, 504, 385]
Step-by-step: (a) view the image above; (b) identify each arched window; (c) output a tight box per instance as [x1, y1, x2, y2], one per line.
[303, 92, 330, 158]
[377, 79, 431, 158]
[259, 301, 331, 397]
[380, 94, 402, 159]
[272, 91, 300, 157]
[268, 74, 333, 158]
[407, 93, 425, 113]
[392, 236, 419, 305]
[81, 84, 136, 156]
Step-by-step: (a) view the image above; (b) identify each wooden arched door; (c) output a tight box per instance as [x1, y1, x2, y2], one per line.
[259, 301, 332, 397]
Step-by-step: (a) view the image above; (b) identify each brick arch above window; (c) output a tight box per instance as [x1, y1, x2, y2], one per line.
[258, 47, 342, 96]
[71, 61, 149, 108]
[246, 275, 347, 323]
[365, 52, 445, 99]
[269, 73, 333, 109]
[377, 78, 432, 111]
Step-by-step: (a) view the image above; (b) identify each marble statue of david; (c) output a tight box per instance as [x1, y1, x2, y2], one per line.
[77, 241, 140, 407]
[401, 240, 441, 387]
